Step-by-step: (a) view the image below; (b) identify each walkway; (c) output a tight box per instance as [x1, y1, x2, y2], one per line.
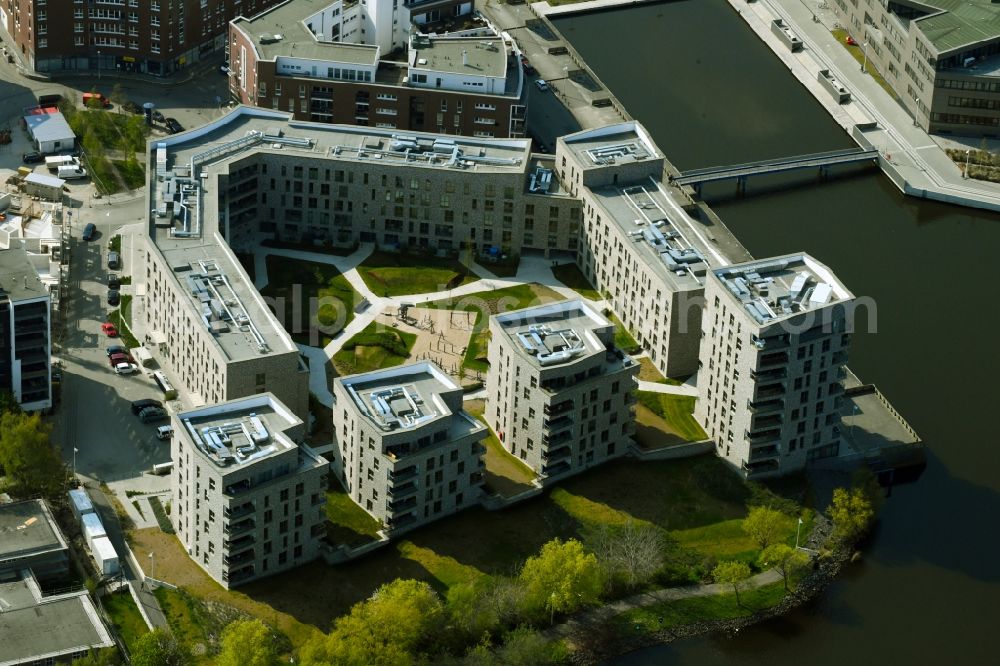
[735, 0, 1000, 211]
[672, 147, 879, 187]
[636, 379, 698, 397]
[550, 568, 783, 638]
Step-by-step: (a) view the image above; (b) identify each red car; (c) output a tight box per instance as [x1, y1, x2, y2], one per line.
[101, 322, 119, 337]
[109, 352, 130, 367]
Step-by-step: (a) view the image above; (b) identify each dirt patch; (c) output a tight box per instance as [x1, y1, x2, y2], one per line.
[374, 305, 475, 379]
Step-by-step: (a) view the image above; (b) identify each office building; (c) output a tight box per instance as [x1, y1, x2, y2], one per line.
[0, 248, 52, 412]
[332, 361, 486, 533]
[229, 0, 525, 136]
[486, 299, 638, 483]
[831, 0, 1000, 134]
[0, 499, 69, 582]
[695, 253, 854, 478]
[170, 393, 328, 587]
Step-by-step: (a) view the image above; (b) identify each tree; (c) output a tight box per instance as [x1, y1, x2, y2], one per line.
[828, 487, 875, 545]
[494, 626, 568, 665]
[130, 628, 189, 666]
[759, 544, 810, 592]
[72, 648, 122, 665]
[0, 411, 66, 498]
[589, 521, 666, 590]
[518, 538, 603, 623]
[741, 506, 786, 551]
[712, 561, 752, 607]
[110, 83, 127, 113]
[299, 579, 444, 666]
[216, 619, 278, 666]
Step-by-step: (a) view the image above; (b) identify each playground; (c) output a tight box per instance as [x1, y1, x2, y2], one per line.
[376, 303, 481, 383]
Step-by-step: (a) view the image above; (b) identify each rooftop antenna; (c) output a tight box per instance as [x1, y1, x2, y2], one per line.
[462, 50, 468, 66]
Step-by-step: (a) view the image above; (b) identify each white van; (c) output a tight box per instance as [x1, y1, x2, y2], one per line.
[57, 165, 88, 180]
[46, 155, 78, 172]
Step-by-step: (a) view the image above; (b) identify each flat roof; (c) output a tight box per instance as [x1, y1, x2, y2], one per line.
[561, 122, 660, 170]
[233, 0, 379, 65]
[409, 36, 508, 78]
[0, 247, 48, 302]
[340, 362, 459, 430]
[178, 393, 301, 470]
[495, 299, 615, 369]
[0, 573, 114, 666]
[23, 111, 74, 143]
[712, 253, 854, 326]
[24, 172, 65, 188]
[0, 500, 66, 563]
[915, 1, 1000, 53]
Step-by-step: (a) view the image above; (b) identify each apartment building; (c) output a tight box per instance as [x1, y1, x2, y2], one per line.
[0, 247, 52, 412]
[229, 0, 525, 137]
[555, 124, 728, 379]
[332, 362, 486, 533]
[170, 393, 328, 587]
[831, 0, 1000, 134]
[486, 299, 637, 483]
[695, 254, 854, 479]
[0, 0, 285, 76]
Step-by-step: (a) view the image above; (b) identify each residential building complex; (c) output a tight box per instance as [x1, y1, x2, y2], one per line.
[331, 361, 486, 533]
[486, 300, 638, 483]
[229, 0, 525, 136]
[0, 0, 285, 76]
[0, 247, 52, 412]
[0, 499, 68, 582]
[695, 254, 854, 478]
[170, 393, 328, 587]
[831, 0, 1000, 134]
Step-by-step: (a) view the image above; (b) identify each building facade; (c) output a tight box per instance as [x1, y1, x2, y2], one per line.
[486, 300, 638, 483]
[694, 254, 854, 478]
[831, 0, 1000, 135]
[0, 0, 285, 76]
[228, 0, 524, 137]
[332, 361, 486, 533]
[0, 247, 52, 412]
[170, 393, 328, 587]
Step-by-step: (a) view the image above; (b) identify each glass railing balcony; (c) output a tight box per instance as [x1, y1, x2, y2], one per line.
[758, 352, 789, 369]
[751, 367, 787, 382]
[542, 431, 573, 447]
[541, 445, 572, 462]
[388, 466, 418, 482]
[543, 415, 573, 431]
[387, 497, 417, 513]
[387, 482, 417, 498]
[225, 518, 255, 537]
[747, 398, 784, 415]
[224, 503, 255, 520]
[223, 535, 255, 553]
[223, 549, 255, 566]
[544, 400, 574, 416]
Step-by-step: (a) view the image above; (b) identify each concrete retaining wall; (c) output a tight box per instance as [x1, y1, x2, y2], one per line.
[628, 440, 714, 461]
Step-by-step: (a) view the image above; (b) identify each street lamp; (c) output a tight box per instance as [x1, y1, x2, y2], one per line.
[861, 42, 869, 74]
[795, 517, 803, 549]
[148, 552, 155, 579]
[72, 447, 79, 478]
[965, 149, 972, 179]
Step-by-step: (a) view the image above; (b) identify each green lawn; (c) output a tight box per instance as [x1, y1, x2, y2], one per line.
[153, 587, 213, 664]
[107, 308, 140, 350]
[422, 283, 565, 372]
[358, 250, 477, 297]
[635, 357, 683, 386]
[551, 262, 602, 300]
[260, 256, 359, 346]
[120, 294, 132, 327]
[102, 591, 149, 652]
[111, 159, 145, 190]
[636, 391, 707, 442]
[607, 312, 641, 353]
[332, 322, 417, 375]
[831, 29, 898, 100]
[465, 399, 536, 496]
[326, 485, 384, 547]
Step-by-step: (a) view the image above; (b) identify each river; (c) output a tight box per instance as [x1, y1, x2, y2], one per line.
[555, 1, 1000, 663]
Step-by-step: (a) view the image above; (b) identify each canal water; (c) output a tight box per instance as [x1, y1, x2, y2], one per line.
[556, 1, 1000, 663]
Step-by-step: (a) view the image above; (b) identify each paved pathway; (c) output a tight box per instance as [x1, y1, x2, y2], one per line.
[636, 379, 699, 397]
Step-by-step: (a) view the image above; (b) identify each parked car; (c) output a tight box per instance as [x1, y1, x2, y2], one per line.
[82, 223, 97, 241]
[57, 165, 88, 180]
[164, 118, 184, 134]
[122, 100, 143, 114]
[82, 92, 112, 109]
[152, 110, 165, 124]
[101, 322, 118, 337]
[156, 425, 174, 440]
[114, 362, 138, 376]
[107, 289, 120, 306]
[131, 398, 163, 415]
[22, 152, 43, 164]
[138, 406, 168, 423]
[535, 79, 549, 92]
[109, 352, 130, 367]
[520, 55, 535, 75]
[107, 345, 128, 358]
[108, 273, 120, 289]
[108, 251, 121, 269]
[37, 93, 62, 106]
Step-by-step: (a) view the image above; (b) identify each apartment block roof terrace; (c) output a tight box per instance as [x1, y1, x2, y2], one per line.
[409, 35, 509, 78]
[712, 253, 854, 326]
[0, 500, 66, 565]
[0, 247, 47, 302]
[561, 122, 660, 171]
[233, 0, 380, 65]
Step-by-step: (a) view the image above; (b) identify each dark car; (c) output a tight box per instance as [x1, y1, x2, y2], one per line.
[164, 118, 184, 134]
[107, 289, 120, 306]
[22, 152, 43, 164]
[106, 345, 127, 358]
[108, 251, 121, 269]
[82, 223, 96, 241]
[38, 93, 62, 106]
[108, 273, 120, 289]
[122, 100, 143, 114]
[152, 110, 165, 123]
[131, 398, 163, 415]
[139, 406, 168, 423]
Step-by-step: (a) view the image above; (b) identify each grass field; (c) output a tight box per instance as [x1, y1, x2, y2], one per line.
[326, 486, 383, 547]
[423, 283, 565, 372]
[331, 322, 417, 375]
[110, 159, 145, 190]
[636, 391, 707, 442]
[466, 399, 536, 497]
[831, 29, 898, 100]
[607, 312, 641, 353]
[551, 263, 602, 300]
[102, 591, 149, 652]
[358, 250, 477, 297]
[261, 256, 359, 346]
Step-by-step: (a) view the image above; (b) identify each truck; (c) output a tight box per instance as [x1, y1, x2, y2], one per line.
[57, 165, 88, 180]
[91, 536, 120, 576]
[46, 155, 78, 172]
[68, 487, 95, 524]
[81, 512, 107, 553]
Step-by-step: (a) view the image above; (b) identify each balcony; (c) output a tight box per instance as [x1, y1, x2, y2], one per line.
[750, 414, 783, 431]
[223, 535, 255, 553]
[387, 496, 417, 513]
[224, 479, 252, 496]
[388, 465, 417, 483]
[745, 428, 781, 445]
[747, 398, 784, 416]
[748, 445, 780, 462]
[543, 415, 573, 432]
[225, 518, 255, 537]
[751, 334, 790, 351]
[227, 565, 256, 584]
[542, 431, 573, 448]
[542, 461, 572, 477]
[742, 458, 780, 478]
[387, 512, 417, 530]
[832, 351, 848, 364]
[750, 367, 787, 382]
[541, 445, 572, 462]
[544, 400, 574, 416]
[223, 549, 255, 567]
[758, 352, 789, 369]
[754, 382, 786, 401]
[387, 481, 418, 498]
